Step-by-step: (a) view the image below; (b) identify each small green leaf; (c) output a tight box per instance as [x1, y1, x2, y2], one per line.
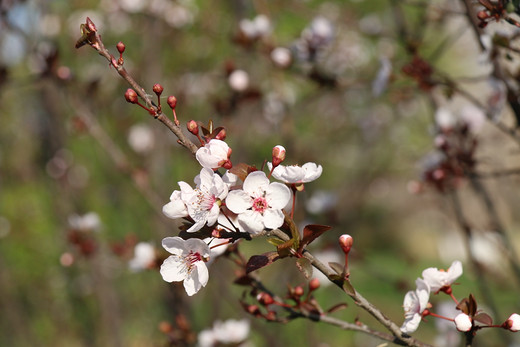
[267, 237, 286, 247]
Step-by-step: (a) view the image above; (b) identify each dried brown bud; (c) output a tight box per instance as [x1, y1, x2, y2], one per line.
[86, 17, 97, 32]
[167, 95, 177, 109]
[153, 83, 164, 96]
[125, 88, 138, 104]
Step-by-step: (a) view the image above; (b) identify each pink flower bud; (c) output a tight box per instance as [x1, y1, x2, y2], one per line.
[187, 120, 199, 135]
[271, 145, 286, 167]
[294, 286, 304, 297]
[116, 41, 125, 54]
[339, 234, 353, 254]
[454, 313, 472, 332]
[125, 88, 138, 104]
[167, 95, 177, 109]
[257, 292, 274, 306]
[86, 17, 97, 32]
[309, 278, 320, 291]
[153, 83, 164, 96]
[505, 313, 520, 332]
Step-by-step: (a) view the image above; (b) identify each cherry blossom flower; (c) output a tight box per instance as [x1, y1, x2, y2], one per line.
[422, 260, 462, 293]
[180, 168, 229, 232]
[401, 278, 431, 334]
[267, 162, 323, 184]
[198, 319, 250, 347]
[196, 139, 232, 170]
[162, 190, 189, 219]
[505, 313, 520, 332]
[160, 237, 210, 296]
[454, 313, 472, 332]
[225, 171, 291, 234]
[68, 212, 101, 232]
[129, 242, 155, 271]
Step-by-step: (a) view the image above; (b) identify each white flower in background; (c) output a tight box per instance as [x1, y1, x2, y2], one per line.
[226, 171, 291, 233]
[459, 105, 486, 134]
[372, 57, 392, 97]
[454, 313, 472, 332]
[506, 313, 520, 332]
[129, 242, 155, 271]
[267, 162, 323, 184]
[127, 123, 155, 154]
[163, 190, 189, 219]
[271, 47, 292, 68]
[198, 319, 250, 347]
[305, 190, 338, 214]
[181, 168, 228, 232]
[196, 139, 232, 170]
[401, 278, 431, 334]
[434, 302, 461, 347]
[435, 107, 456, 130]
[68, 212, 101, 232]
[160, 237, 210, 296]
[239, 14, 271, 39]
[422, 260, 462, 293]
[228, 69, 249, 92]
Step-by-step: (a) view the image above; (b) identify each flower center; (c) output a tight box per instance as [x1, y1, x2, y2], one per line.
[252, 196, 269, 214]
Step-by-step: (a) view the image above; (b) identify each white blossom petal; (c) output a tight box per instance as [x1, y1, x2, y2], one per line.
[196, 139, 230, 169]
[160, 255, 188, 282]
[184, 260, 209, 296]
[265, 182, 291, 209]
[243, 171, 270, 196]
[238, 210, 264, 233]
[162, 236, 188, 255]
[263, 208, 285, 229]
[226, 190, 253, 214]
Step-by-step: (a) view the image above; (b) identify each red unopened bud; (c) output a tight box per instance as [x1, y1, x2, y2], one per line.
[187, 120, 199, 135]
[265, 311, 277, 321]
[339, 234, 353, 254]
[167, 95, 177, 109]
[116, 41, 125, 54]
[294, 286, 304, 297]
[125, 88, 138, 104]
[309, 278, 320, 291]
[215, 128, 227, 141]
[272, 145, 286, 167]
[247, 304, 260, 315]
[257, 292, 274, 306]
[153, 83, 164, 96]
[221, 159, 233, 170]
[158, 321, 173, 334]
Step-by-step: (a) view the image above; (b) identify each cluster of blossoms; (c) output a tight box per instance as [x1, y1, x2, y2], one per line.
[159, 139, 322, 296]
[401, 260, 520, 335]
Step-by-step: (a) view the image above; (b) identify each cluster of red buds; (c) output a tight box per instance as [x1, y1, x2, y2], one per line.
[402, 55, 436, 91]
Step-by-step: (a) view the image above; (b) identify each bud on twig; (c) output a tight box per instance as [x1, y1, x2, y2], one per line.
[271, 145, 286, 168]
[339, 234, 353, 254]
[125, 88, 138, 104]
[215, 128, 227, 141]
[117, 41, 125, 54]
[187, 120, 199, 135]
[167, 96, 180, 126]
[309, 278, 320, 291]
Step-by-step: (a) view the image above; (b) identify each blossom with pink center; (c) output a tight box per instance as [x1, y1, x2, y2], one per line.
[180, 168, 229, 232]
[401, 278, 431, 334]
[454, 313, 472, 332]
[196, 139, 232, 170]
[160, 236, 210, 296]
[267, 162, 322, 184]
[422, 260, 462, 293]
[225, 171, 291, 234]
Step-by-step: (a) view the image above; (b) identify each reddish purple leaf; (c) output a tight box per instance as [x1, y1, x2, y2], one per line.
[246, 252, 280, 273]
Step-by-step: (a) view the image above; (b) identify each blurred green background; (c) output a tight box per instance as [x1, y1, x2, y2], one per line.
[1, 0, 520, 346]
